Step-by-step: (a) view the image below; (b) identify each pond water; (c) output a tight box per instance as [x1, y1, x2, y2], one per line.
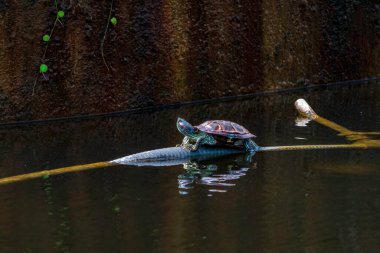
[0, 82, 379, 253]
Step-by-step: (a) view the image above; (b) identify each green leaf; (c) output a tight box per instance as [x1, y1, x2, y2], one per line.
[40, 64, 48, 73]
[57, 10, 65, 18]
[42, 34, 50, 42]
[111, 17, 117, 26]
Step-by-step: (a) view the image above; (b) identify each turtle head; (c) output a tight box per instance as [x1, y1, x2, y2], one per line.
[177, 118, 199, 138]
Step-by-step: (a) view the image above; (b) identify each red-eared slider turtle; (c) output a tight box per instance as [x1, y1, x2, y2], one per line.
[176, 118, 259, 152]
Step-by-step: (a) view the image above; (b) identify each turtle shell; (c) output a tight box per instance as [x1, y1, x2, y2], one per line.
[195, 120, 256, 139]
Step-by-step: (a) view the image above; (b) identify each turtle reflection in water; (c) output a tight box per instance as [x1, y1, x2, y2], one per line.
[176, 118, 259, 151]
[178, 153, 256, 194]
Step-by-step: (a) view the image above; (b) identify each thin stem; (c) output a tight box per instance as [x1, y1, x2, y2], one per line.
[32, 76, 38, 96]
[101, 0, 114, 71]
[42, 17, 58, 61]
[33, 18, 58, 95]
[57, 18, 63, 26]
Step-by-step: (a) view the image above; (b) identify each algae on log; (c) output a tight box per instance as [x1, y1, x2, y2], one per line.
[0, 0, 379, 122]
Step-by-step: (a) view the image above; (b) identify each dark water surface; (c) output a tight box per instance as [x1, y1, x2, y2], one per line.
[0, 83, 379, 253]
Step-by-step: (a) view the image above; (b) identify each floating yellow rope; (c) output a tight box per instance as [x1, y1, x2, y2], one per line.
[0, 162, 115, 186]
[294, 99, 380, 144]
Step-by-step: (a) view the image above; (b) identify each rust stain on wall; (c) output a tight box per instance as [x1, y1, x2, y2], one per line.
[0, 0, 379, 122]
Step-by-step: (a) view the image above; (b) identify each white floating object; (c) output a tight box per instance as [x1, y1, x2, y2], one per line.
[295, 99, 317, 118]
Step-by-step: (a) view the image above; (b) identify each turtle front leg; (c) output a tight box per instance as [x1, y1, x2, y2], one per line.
[244, 139, 259, 152]
[191, 135, 217, 151]
[191, 136, 206, 151]
[182, 136, 190, 145]
[177, 136, 188, 147]
[178, 136, 194, 150]
[178, 136, 202, 151]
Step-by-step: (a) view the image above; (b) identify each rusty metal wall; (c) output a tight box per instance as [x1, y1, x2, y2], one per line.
[0, 0, 379, 122]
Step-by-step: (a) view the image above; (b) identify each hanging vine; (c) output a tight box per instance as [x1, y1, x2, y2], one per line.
[32, 1, 65, 95]
[32, 0, 118, 95]
[100, 0, 117, 71]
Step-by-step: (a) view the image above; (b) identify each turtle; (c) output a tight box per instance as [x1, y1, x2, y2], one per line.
[176, 118, 259, 152]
